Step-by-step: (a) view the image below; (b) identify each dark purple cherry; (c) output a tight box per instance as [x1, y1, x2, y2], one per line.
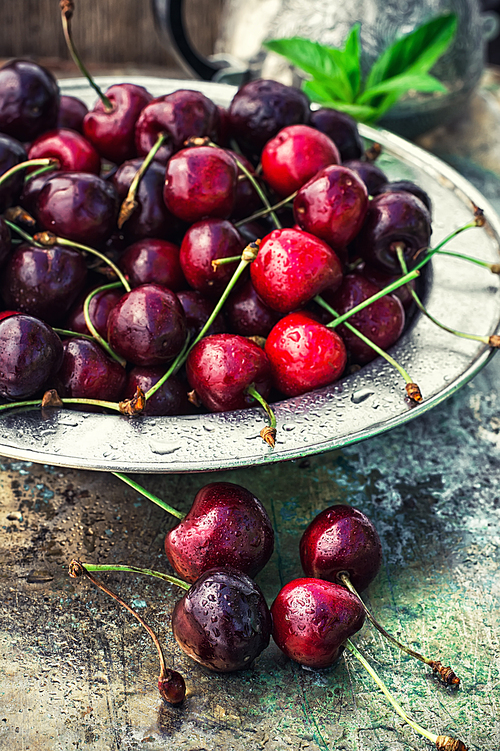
[33, 172, 119, 247]
[65, 285, 123, 339]
[271, 578, 365, 668]
[0, 314, 63, 400]
[0, 59, 59, 141]
[123, 367, 191, 416]
[225, 279, 282, 337]
[107, 283, 186, 367]
[0, 217, 11, 269]
[373, 179, 432, 215]
[225, 149, 262, 221]
[56, 337, 126, 402]
[343, 159, 388, 196]
[57, 95, 88, 133]
[172, 567, 272, 672]
[309, 108, 364, 161]
[118, 238, 185, 291]
[0, 243, 88, 325]
[300, 505, 382, 591]
[0, 134, 28, 212]
[176, 289, 227, 340]
[165, 481, 274, 583]
[361, 263, 416, 311]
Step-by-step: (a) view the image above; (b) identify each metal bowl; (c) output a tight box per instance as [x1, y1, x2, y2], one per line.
[0, 76, 499, 473]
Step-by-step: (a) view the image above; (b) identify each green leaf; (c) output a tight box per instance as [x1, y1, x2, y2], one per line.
[302, 80, 378, 121]
[264, 37, 355, 102]
[365, 13, 458, 91]
[342, 23, 362, 97]
[358, 71, 447, 105]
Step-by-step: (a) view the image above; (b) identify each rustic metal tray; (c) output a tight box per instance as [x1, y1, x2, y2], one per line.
[0, 76, 499, 473]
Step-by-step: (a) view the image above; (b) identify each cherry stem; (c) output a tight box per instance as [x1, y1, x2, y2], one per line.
[54, 327, 95, 341]
[4, 218, 44, 246]
[345, 640, 467, 751]
[211, 255, 242, 268]
[324, 269, 419, 329]
[73, 561, 191, 591]
[338, 573, 460, 686]
[396, 246, 495, 347]
[145, 242, 260, 402]
[118, 132, 167, 229]
[412, 215, 483, 274]
[68, 559, 186, 705]
[111, 472, 185, 520]
[245, 383, 277, 447]
[25, 164, 60, 182]
[83, 282, 128, 366]
[314, 295, 422, 401]
[434, 248, 500, 273]
[0, 159, 59, 189]
[234, 190, 298, 228]
[60, 1, 113, 111]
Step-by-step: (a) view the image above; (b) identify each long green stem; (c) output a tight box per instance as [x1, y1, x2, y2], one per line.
[4, 219, 43, 246]
[0, 159, 58, 189]
[83, 283, 127, 365]
[118, 133, 167, 228]
[77, 562, 190, 591]
[434, 248, 499, 272]
[412, 218, 481, 274]
[112, 472, 185, 520]
[234, 190, 297, 228]
[0, 396, 122, 414]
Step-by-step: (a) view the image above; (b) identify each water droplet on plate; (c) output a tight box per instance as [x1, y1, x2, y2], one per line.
[148, 440, 181, 455]
[351, 388, 375, 404]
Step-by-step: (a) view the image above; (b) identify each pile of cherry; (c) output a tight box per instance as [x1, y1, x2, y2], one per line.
[0, 58, 436, 427]
[70, 478, 466, 751]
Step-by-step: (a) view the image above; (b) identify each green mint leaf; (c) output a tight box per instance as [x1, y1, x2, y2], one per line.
[365, 13, 458, 90]
[302, 80, 378, 121]
[341, 23, 362, 97]
[358, 72, 447, 105]
[264, 37, 355, 102]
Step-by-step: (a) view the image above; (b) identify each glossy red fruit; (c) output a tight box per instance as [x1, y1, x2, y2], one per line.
[165, 481, 274, 583]
[107, 283, 186, 367]
[265, 312, 347, 397]
[163, 146, 237, 223]
[225, 279, 282, 337]
[172, 567, 272, 672]
[65, 286, 123, 340]
[186, 333, 272, 412]
[118, 238, 185, 291]
[57, 338, 126, 402]
[293, 165, 369, 249]
[323, 273, 405, 365]
[0, 59, 59, 141]
[83, 83, 153, 164]
[250, 228, 343, 313]
[28, 128, 101, 174]
[176, 289, 227, 340]
[300, 505, 382, 592]
[271, 578, 365, 668]
[179, 219, 243, 299]
[261, 124, 340, 197]
[123, 367, 191, 416]
[57, 95, 88, 133]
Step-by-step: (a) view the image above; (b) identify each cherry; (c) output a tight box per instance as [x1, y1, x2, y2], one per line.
[264, 312, 347, 397]
[228, 79, 310, 163]
[361, 263, 416, 311]
[28, 128, 101, 174]
[0, 59, 60, 142]
[83, 83, 153, 164]
[57, 95, 88, 133]
[186, 333, 272, 412]
[163, 146, 237, 223]
[293, 165, 369, 250]
[179, 219, 243, 299]
[225, 150, 262, 221]
[0, 216, 12, 269]
[176, 289, 227, 340]
[165, 481, 274, 583]
[172, 567, 272, 672]
[135, 89, 219, 165]
[65, 285, 123, 340]
[271, 578, 365, 668]
[300, 505, 382, 591]
[56, 337, 126, 402]
[0, 314, 63, 400]
[107, 283, 187, 367]
[343, 159, 388, 196]
[123, 367, 191, 416]
[261, 124, 340, 197]
[250, 227, 343, 313]
[373, 179, 432, 215]
[323, 273, 405, 365]
[309, 108, 364, 161]
[0, 243, 88, 326]
[225, 279, 282, 337]
[118, 238, 185, 291]
[0, 134, 28, 213]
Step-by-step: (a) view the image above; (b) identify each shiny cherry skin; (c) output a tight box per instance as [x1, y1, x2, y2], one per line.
[83, 83, 152, 164]
[225, 279, 282, 337]
[265, 312, 347, 397]
[225, 149, 262, 221]
[165, 481, 274, 583]
[294, 165, 369, 250]
[309, 108, 364, 161]
[228, 79, 310, 162]
[0, 243, 87, 326]
[0, 313, 63, 400]
[261, 124, 340, 197]
[186, 333, 272, 412]
[300, 505, 382, 592]
[107, 283, 186, 367]
[0, 59, 59, 141]
[372, 179, 432, 215]
[176, 289, 227, 340]
[0, 134, 28, 212]
[343, 159, 388, 196]
[57, 95, 88, 133]
[123, 367, 191, 416]
[28, 128, 101, 174]
[179, 219, 243, 299]
[118, 238, 185, 291]
[65, 285, 123, 340]
[135, 89, 219, 164]
[163, 146, 237, 223]
[33, 171, 119, 247]
[271, 578, 365, 668]
[56, 337, 126, 402]
[172, 567, 272, 672]
[353, 191, 432, 274]
[361, 263, 416, 311]
[250, 227, 343, 313]
[323, 273, 405, 365]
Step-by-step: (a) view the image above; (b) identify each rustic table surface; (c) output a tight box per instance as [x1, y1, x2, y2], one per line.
[2, 72, 500, 751]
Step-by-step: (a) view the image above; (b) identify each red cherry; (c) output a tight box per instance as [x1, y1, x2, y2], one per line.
[179, 219, 243, 299]
[118, 238, 185, 291]
[28, 128, 101, 174]
[271, 578, 365, 668]
[250, 227, 343, 313]
[261, 124, 340, 197]
[56, 337, 126, 402]
[265, 312, 347, 397]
